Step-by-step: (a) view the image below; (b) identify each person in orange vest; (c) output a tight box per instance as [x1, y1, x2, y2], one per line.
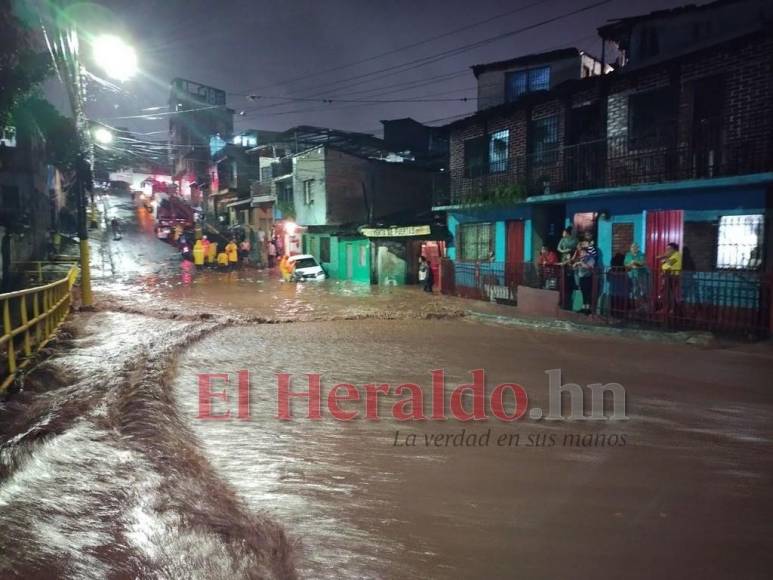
[225, 238, 239, 270]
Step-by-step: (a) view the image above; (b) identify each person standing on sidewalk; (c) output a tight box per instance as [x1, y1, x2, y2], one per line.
[239, 237, 251, 265]
[268, 239, 277, 268]
[418, 256, 434, 292]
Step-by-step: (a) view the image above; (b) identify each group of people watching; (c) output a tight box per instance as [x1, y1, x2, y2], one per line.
[536, 226, 600, 314]
[537, 225, 684, 315]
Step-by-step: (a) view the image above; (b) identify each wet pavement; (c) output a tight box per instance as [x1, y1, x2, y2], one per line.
[1, 190, 772, 579]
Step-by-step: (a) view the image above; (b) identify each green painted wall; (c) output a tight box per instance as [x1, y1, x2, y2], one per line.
[303, 233, 341, 279]
[337, 238, 371, 282]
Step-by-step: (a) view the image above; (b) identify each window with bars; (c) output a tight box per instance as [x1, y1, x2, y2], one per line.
[303, 179, 314, 205]
[459, 223, 494, 261]
[505, 66, 550, 102]
[716, 215, 764, 270]
[464, 131, 509, 177]
[488, 130, 509, 174]
[464, 136, 487, 178]
[529, 116, 559, 165]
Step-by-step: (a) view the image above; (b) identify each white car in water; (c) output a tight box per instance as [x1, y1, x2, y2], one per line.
[288, 254, 326, 281]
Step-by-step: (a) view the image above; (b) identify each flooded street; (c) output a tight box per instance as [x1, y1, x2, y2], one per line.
[174, 320, 773, 579]
[1, 191, 772, 579]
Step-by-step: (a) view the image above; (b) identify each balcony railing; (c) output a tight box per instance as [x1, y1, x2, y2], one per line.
[437, 117, 772, 207]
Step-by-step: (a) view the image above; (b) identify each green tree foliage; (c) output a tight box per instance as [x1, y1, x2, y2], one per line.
[11, 95, 78, 170]
[0, 1, 52, 127]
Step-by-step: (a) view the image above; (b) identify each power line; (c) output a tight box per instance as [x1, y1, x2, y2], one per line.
[235, 32, 600, 125]
[239, 0, 612, 117]
[244, 95, 474, 104]
[234, 0, 554, 96]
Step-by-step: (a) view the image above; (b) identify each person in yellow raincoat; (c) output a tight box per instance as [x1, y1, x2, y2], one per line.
[278, 255, 288, 281]
[192, 239, 205, 266]
[217, 250, 229, 269]
[225, 239, 239, 270]
[207, 241, 218, 265]
[278, 255, 296, 282]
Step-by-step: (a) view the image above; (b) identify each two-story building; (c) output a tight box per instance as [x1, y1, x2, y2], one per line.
[294, 144, 434, 283]
[436, 0, 773, 334]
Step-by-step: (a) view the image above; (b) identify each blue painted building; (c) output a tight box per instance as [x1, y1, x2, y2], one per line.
[436, 7, 773, 330]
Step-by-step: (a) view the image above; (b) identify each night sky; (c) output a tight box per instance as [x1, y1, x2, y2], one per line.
[51, 0, 712, 138]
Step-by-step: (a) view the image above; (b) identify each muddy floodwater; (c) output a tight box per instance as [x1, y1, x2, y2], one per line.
[2, 191, 772, 579]
[173, 319, 773, 579]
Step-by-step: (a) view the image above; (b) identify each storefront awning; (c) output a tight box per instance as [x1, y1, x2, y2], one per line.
[226, 199, 251, 209]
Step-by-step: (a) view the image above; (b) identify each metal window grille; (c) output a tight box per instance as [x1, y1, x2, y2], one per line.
[529, 116, 559, 166]
[464, 137, 487, 178]
[716, 215, 764, 270]
[488, 130, 509, 174]
[459, 223, 493, 261]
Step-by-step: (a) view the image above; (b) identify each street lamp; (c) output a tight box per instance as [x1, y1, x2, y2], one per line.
[93, 126, 113, 145]
[92, 34, 138, 82]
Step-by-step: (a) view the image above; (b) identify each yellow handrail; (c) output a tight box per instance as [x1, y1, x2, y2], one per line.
[0, 266, 80, 393]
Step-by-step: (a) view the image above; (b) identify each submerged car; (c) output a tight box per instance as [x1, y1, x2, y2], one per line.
[288, 254, 326, 281]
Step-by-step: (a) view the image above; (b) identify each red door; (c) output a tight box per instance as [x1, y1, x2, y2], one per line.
[506, 220, 524, 286]
[645, 210, 683, 271]
[646, 210, 684, 309]
[421, 241, 445, 291]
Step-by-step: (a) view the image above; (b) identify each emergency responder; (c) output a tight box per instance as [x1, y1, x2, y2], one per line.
[225, 238, 239, 270]
[192, 239, 205, 267]
[217, 249, 229, 269]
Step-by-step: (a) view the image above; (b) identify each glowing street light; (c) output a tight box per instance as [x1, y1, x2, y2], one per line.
[92, 34, 137, 81]
[93, 126, 113, 144]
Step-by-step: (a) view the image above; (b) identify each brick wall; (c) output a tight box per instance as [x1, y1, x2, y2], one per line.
[324, 148, 432, 225]
[611, 223, 634, 258]
[683, 221, 717, 270]
[447, 31, 773, 205]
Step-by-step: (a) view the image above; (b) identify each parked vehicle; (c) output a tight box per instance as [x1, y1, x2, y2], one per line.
[288, 254, 326, 281]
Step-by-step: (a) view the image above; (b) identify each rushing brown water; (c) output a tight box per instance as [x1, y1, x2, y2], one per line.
[172, 320, 773, 579]
[2, 191, 772, 578]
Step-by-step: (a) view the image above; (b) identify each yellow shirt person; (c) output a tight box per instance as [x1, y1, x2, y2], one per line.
[660, 243, 682, 274]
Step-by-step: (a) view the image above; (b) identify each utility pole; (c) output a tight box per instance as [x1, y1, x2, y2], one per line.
[75, 152, 93, 306]
[38, 2, 136, 307]
[60, 40, 94, 307]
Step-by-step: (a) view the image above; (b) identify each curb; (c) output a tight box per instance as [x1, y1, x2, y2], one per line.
[465, 310, 716, 346]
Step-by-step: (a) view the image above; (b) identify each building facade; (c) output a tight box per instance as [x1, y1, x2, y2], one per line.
[293, 145, 435, 283]
[437, 0, 773, 334]
[168, 78, 234, 208]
